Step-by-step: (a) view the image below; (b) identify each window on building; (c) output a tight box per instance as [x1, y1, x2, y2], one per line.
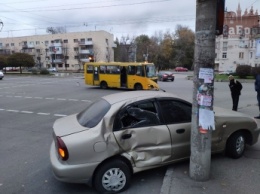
[58, 64, 63, 68]
[74, 47, 79, 51]
[36, 41, 40, 45]
[80, 38, 85, 42]
[64, 39, 68, 43]
[106, 38, 108, 45]
[223, 41, 227, 51]
[74, 56, 79, 59]
[11, 43, 14, 46]
[36, 49, 41, 53]
[74, 39, 78, 43]
[87, 38, 92, 41]
[250, 52, 253, 59]
[0, 43, 2, 46]
[239, 52, 244, 59]
[215, 53, 217, 58]
[6, 43, 9, 47]
[45, 41, 49, 45]
[222, 52, 227, 58]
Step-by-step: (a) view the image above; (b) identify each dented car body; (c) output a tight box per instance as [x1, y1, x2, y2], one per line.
[50, 91, 260, 193]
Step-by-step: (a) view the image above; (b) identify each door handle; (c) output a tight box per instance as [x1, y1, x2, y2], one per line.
[121, 134, 132, 139]
[176, 129, 185, 134]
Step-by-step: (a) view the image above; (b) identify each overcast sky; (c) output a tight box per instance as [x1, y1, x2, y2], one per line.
[0, 0, 259, 39]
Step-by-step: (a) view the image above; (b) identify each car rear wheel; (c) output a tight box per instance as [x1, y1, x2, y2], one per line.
[100, 81, 108, 89]
[94, 160, 131, 193]
[226, 132, 246, 159]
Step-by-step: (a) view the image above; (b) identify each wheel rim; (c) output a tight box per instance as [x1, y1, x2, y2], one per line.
[102, 168, 126, 191]
[236, 136, 245, 154]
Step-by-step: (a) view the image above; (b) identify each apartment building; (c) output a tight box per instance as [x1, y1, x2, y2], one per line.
[215, 4, 260, 72]
[0, 30, 115, 71]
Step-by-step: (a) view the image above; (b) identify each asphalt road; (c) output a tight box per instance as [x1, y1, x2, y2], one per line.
[0, 73, 259, 194]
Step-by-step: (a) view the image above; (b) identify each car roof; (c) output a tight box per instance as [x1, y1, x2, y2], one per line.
[102, 91, 178, 105]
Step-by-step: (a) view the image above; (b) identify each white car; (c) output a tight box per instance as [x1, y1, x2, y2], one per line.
[0, 71, 4, 80]
[47, 67, 58, 72]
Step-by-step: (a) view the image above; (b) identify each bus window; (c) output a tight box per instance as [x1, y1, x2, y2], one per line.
[128, 66, 136, 75]
[136, 66, 144, 77]
[87, 65, 93, 73]
[100, 65, 106, 74]
[145, 65, 156, 78]
[107, 65, 120, 74]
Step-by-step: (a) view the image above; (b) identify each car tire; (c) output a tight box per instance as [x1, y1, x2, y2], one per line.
[100, 81, 108, 89]
[134, 83, 143, 90]
[94, 159, 131, 193]
[226, 132, 246, 159]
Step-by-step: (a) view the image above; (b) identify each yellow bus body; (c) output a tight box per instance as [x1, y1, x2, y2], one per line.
[84, 62, 159, 90]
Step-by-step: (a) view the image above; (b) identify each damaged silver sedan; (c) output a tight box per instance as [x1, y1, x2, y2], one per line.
[50, 91, 260, 193]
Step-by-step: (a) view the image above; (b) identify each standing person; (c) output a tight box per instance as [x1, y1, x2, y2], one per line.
[228, 75, 242, 111]
[254, 74, 260, 118]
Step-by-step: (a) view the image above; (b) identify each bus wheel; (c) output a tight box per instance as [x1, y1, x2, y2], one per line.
[134, 83, 143, 90]
[100, 81, 108, 89]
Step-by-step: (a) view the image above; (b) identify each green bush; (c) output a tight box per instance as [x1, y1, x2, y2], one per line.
[236, 65, 251, 78]
[251, 67, 260, 77]
[40, 68, 50, 75]
[31, 68, 38, 74]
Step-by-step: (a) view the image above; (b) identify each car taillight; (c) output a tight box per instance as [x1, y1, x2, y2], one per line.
[163, 75, 167, 77]
[56, 136, 69, 161]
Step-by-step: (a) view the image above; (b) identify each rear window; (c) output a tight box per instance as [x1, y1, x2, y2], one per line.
[77, 99, 111, 128]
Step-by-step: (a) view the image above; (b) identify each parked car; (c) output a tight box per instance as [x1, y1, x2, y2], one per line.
[50, 91, 260, 193]
[175, 67, 188, 72]
[157, 71, 175, 82]
[47, 67, 58, 72]
[0, 70, 4, 80]
[3, 67, 19, 71]
[218, 70, 235, 75]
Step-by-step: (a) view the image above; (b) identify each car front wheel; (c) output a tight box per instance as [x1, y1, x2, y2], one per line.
[94, 159, 131, 193]
[226, 132, 246, 159]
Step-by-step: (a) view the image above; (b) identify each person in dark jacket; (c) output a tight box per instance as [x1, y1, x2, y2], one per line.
[228, 75, 242, 111]
[254, 74, 260, 118]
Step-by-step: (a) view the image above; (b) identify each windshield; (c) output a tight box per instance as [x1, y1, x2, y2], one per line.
[145, 65, 156, 78]
[77, 99, 111, 128]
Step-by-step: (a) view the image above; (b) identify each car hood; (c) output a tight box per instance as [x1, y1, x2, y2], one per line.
[53, 114, 88, 137]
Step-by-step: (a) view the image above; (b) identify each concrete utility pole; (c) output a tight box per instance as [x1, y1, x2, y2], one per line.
[189, 0, 219, 181]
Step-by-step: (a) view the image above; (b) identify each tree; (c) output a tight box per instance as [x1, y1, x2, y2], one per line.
[7, 53, 34, 73]
[135, 35, 151, 62]
[160, 31, 174, 69]
[173, 25, 195, 70]
[0, 55, 7, 70]
[46, 27, 66, 34]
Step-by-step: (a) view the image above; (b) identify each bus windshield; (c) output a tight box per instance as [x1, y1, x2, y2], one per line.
[145, 65, 157, 78]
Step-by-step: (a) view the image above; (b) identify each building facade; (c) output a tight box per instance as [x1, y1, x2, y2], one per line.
[215, 4, 260, 72]
[0, 30, 115, 71]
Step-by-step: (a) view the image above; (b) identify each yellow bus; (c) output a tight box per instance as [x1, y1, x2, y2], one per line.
[84, 62, 159, 90]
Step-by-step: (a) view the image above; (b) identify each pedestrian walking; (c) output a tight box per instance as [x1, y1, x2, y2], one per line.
[228, 75, 242, 111]
[254, 74, 260, 119]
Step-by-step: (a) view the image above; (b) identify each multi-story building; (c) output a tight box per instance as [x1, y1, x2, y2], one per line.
[0, 30, 115, 71]
[215, 4, 260, 72]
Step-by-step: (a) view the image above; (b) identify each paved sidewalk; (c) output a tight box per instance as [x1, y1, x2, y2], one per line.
[160, 130, 260, 194]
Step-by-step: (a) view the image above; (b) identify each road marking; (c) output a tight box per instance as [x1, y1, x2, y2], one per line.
[7, 109, 19, 112]
[34, 97, 43, 99]
[0, 108, 5, 111]
[14, 96, 22, 98]
[69, 99, 78, 101]
[57, 98, 66, 101]
[37, 112, 50, 115]
[25, 97, 33, 98]
[21, 111, 33, 114]
[81, 100, 92, 102]
[54, 114, 67, 117]
[45, 98, 54, 100]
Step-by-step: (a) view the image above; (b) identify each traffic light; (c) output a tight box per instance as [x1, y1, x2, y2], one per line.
[216, 0, 225, 35]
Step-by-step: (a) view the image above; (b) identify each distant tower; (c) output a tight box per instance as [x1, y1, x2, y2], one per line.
[237, 3, 242, 17]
